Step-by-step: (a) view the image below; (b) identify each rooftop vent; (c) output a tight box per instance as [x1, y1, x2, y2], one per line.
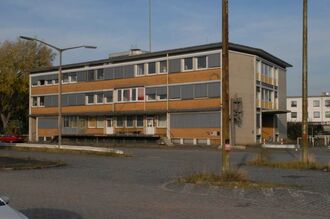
[322, 92, 330, 96]
[109, 48, 148, 58]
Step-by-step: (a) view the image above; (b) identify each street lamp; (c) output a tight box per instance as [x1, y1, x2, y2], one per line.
[20, 36, 96, 148]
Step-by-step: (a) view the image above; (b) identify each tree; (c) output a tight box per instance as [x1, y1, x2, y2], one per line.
[0, 38, 55, 133]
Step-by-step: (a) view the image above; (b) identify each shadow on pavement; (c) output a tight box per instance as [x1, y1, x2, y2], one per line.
[21, 208, 82, 219]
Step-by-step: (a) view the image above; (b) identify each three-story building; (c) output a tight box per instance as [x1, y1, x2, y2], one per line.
[29, 42, 291, 145]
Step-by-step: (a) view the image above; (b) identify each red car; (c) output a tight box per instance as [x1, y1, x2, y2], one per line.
[0, 135, 24, 143]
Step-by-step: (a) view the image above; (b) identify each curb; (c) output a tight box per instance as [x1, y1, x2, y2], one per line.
[1, 143, 125, 155]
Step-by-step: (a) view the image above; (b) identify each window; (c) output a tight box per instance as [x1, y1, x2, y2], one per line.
[136, 115, 144, 127]
[123, 89, 130, 101]
[32, 97, 38, 106]
[96, 93, 104, 104]
[313, 100, 320, 107]
[79, 117, 87, 128]
[64, 117, 70, 128]
[325, 100, 330, 107]
[137, 64, 144, 76]
[147, 93, 156, 101]
[313, 111, 320, 118]
[105, 91, 113, 103]
[132, 89, 137, 101]
[63, 74, 69, 83]
[197, 56, 207, 69]
[39, 96, 45, 106]
[159, 61, 167, 73]
[96, 117, 105, 128]
[117, 90, 122, 102]
[96, 69, 104, 80]
[138, 88, 145, 101]
[70, 73, 77, 82]
[88, 70, 95, 81]
[86, 94, 94, 104]
[46, 79, 53, 85]
[326, 111, 330, 118]
[117, 88, 144, 102]
[148, 62, 156, 74]
[116, 116, 124, 127]
[39, 80, 45, 86]
[88, 117, 96, 128]
[184, 57, 193, 70]
[157, 115, 167, 127]
[291, 101, 297, 107]
[291, 112, 297, 118]
[71, 117, 78, 128]
[126, 116, 134, 127]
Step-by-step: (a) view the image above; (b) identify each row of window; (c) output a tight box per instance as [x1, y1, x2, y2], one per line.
[290, 111, 330, 119]
[31, 53, 221, 87]
[32, 82, 220, 107]
[257, 61, 277, 78]
[63, 115, 167, 129]
[256, 87, 277, 102]
[291, 100, 330, 108]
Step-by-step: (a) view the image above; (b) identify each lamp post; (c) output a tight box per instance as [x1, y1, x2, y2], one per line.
[20, 36, 96, 148]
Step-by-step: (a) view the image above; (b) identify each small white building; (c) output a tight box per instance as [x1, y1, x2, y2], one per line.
[287, 92, 330, 124]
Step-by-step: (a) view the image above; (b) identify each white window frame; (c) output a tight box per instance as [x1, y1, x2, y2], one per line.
[135, 63, 145, 76]
[157, 115, 167, 128]
[31, 96, 45, 107]
[96, 93, 104, 104]
[182, 57, 194, 71]
[158, 60, 168, 74]
[313, 111, 320, 118]
[196, 56, 208, 70]
[86, 94, 95, 105]
[147, 62, 157, 75]
[96, 117, 105, 128]
[116, 116, 125, 128]
[88, 117, 97, 128]
[136, 115, 144, 127]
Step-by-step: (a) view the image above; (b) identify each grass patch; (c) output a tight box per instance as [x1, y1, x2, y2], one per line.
[0, 155, 66, 170]
[248, 150, 330, 172]
[0, 146, 130, 157]
[178, 170, 290, 189]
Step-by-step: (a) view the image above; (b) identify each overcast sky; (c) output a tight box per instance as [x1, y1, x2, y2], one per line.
[0, 0, 329, 96]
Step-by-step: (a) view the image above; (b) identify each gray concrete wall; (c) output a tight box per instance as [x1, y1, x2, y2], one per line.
[229, 52, 256, 145]
[278, 68, 288, 139]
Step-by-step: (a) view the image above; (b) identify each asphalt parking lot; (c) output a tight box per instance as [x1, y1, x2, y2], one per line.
[0, 147, 329, 219]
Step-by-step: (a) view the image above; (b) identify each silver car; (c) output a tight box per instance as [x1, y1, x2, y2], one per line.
[0, 196, 28, 219]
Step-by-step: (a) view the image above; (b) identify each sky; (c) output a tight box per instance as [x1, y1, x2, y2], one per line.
[0, 0, 329, 96]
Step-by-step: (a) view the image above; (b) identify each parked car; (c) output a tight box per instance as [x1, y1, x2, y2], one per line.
[0, 135, 24, 143]
[0, 196, 28, 219]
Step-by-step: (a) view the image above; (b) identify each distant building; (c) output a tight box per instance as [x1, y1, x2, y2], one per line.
[287, 92, 330, 125]
[29, 42, 291, 145]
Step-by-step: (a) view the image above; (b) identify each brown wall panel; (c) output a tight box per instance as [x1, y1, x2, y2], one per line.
[168, 68, 220, 84]
[156, 128, 167, 136]
[115, 102, 144, 112]
[31, 85, 58, 95]
[145, 101, 167, 110]
[63, 105, 113, 113]
[38, 128, 58, 136]
[170, 128, 221, 139]
[169, 99, 220, 110]
[32, 107, 58, 115]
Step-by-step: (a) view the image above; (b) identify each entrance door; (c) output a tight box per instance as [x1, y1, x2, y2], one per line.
[146, 117, 155, 135]
[105, 118, 114, 134]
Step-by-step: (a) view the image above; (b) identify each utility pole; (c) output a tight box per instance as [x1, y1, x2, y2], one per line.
[221, 0, 230, 173]
[148, 0, 152, 52]
[302, 0, 309, 163]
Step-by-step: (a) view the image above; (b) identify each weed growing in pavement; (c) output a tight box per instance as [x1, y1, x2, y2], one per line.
[248, 150, 330, 172]
[178, 169, 289, 189]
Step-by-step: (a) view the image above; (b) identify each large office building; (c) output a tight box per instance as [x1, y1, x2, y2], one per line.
[287, 93, 330, 125]
[29, 42, 291, 145]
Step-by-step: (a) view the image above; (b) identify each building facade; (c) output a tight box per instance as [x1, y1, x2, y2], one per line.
[287, 93, 330, 124]
[29, 42, 291, 145]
